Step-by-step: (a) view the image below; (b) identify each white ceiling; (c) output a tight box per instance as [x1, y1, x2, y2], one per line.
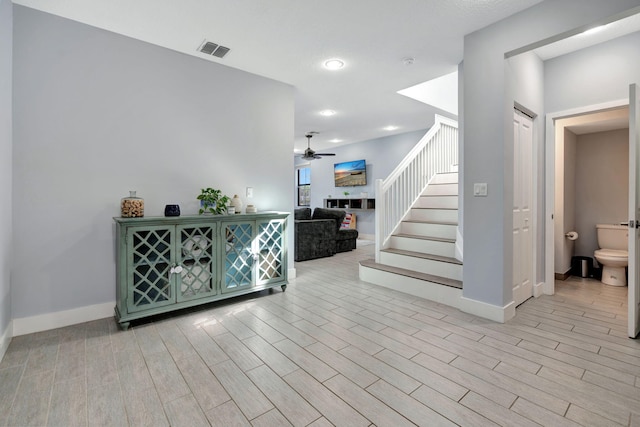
[13, 0, 545, 152]
[533, 12, 640, 61]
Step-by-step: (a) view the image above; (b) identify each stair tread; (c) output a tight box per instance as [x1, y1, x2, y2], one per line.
[403, 220, 458, 226]
[393, 233, 455, 243]
[382, 248, 463, 265]
[360, 259, 463, 289]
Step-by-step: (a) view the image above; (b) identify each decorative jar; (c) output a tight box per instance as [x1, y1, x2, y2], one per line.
[121, 191, 144, 217]
[230, 194, 243, 214]
[246, 204, 257, 213]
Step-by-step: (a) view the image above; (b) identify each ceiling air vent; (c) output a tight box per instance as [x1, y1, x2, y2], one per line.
[212, 46, 230, 58]
[198, 40, 230, 59]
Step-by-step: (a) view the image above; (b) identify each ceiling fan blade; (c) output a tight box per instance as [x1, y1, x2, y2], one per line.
[316, 153, 336, 156]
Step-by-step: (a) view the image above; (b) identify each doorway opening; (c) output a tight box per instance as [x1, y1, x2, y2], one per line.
[552, 107, 629, 284]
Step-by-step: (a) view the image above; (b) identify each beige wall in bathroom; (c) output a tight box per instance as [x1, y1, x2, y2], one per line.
[574, 128, 629, 262]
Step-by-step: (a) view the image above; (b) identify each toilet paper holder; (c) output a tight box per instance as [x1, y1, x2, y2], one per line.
[565, 231, 579, 240]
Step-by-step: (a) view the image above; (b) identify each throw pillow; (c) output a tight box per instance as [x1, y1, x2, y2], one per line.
[340, 213, 353, 230]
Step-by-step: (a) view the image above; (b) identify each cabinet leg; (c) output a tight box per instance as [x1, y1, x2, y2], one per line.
[281, 284, 287, 292]
[119, 322, 130, 331]
[269, 287, 274, 294]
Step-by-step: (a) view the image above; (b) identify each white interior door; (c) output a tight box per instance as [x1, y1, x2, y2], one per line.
[629, 84, 640, 338]
[513, 109, 534, 306]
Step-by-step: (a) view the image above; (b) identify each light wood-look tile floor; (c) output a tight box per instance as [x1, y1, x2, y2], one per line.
[2, 241, 639, 426]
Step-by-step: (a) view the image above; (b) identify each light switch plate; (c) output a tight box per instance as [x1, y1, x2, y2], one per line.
[474, 183, 488, 197]
[246, 187, 254, 198]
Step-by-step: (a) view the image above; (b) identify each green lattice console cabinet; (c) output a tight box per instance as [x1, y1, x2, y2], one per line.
[114, 212, 288, 329]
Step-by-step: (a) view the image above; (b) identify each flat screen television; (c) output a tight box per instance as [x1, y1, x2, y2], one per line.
[334, 159, 367, 187]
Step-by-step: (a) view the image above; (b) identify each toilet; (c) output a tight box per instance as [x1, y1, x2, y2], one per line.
[594, 224, 628, 286]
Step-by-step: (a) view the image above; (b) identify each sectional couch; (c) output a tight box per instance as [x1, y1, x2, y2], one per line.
[294, 207, 359, 261]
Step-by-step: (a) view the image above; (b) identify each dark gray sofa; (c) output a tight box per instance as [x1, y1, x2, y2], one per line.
[294, 207, 359, 261]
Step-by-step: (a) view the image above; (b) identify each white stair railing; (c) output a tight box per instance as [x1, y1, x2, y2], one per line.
[375, 115, 458, 262]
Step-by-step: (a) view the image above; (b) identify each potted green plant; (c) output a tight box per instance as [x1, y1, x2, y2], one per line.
[197, 188, 230, 215]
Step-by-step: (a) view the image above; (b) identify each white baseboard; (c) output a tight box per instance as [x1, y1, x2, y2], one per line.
[459, 296, 515, 323]
[358, 234, 375, 241]
[12, 302, 114, 337]
[288, 267, 297, 279]
[533, 281, 545, 297]
[0, 320, 12, 361]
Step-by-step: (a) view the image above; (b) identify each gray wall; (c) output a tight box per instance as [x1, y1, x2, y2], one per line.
[294, 128, 429, 236]
[0, 0, 12, 340]
[12, 7, 294, 319]
[463, 0, 640, 308]
[575, 129, 629, 259]
[545, 31, 640, 114]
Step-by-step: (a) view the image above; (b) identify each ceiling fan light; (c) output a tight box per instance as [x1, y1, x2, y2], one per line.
[324, 59, 345, 70]
[320, 109, 336, 116]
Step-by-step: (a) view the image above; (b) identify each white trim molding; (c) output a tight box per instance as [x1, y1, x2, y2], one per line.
[533, 281, 545, 298]
[455, 226, 463, 262]
[12, 302, 114, 336]
[0, 320, 12, 361]
[459, 296, 516, 323]
[288, 267, 297, 279]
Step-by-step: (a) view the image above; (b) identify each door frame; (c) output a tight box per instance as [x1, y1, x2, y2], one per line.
[544, 98, 629, 295]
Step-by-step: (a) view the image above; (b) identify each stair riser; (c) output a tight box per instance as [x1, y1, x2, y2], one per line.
[416, 196, 458, 209]
[379, 252, 462, 280]
[431, 173, 458, 185]
[409, 208, 458, 223]
[423, 183, 458, 196]
[390, 236, 455, 258]
[359, 265, 463, 307]
[400, 222, 456, 239]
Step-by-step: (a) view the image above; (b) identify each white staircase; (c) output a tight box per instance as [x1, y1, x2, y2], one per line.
[360, 171, 463, 306]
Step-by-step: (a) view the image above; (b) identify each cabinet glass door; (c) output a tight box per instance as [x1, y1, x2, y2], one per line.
[257, 219, 285, 285]
[177, 224, 218, 302]
[223, 222, 254, 293]
[127, 225, 175, 313]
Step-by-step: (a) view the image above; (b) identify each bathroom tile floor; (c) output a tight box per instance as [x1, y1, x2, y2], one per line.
[1, 242, 639, 426]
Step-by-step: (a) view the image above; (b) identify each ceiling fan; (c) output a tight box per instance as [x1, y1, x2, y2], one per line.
[301, 132, 335, 160]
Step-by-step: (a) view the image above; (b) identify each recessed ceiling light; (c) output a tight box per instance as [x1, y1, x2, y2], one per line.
[402, 57, 415, 66]
[383, 125, 399, 131]
[319, 110, 336, 116]
[324, 59, 345, 70]
[329, 139, 342, 143]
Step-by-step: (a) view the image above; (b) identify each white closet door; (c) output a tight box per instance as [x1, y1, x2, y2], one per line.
[513, 109, 533, 307]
